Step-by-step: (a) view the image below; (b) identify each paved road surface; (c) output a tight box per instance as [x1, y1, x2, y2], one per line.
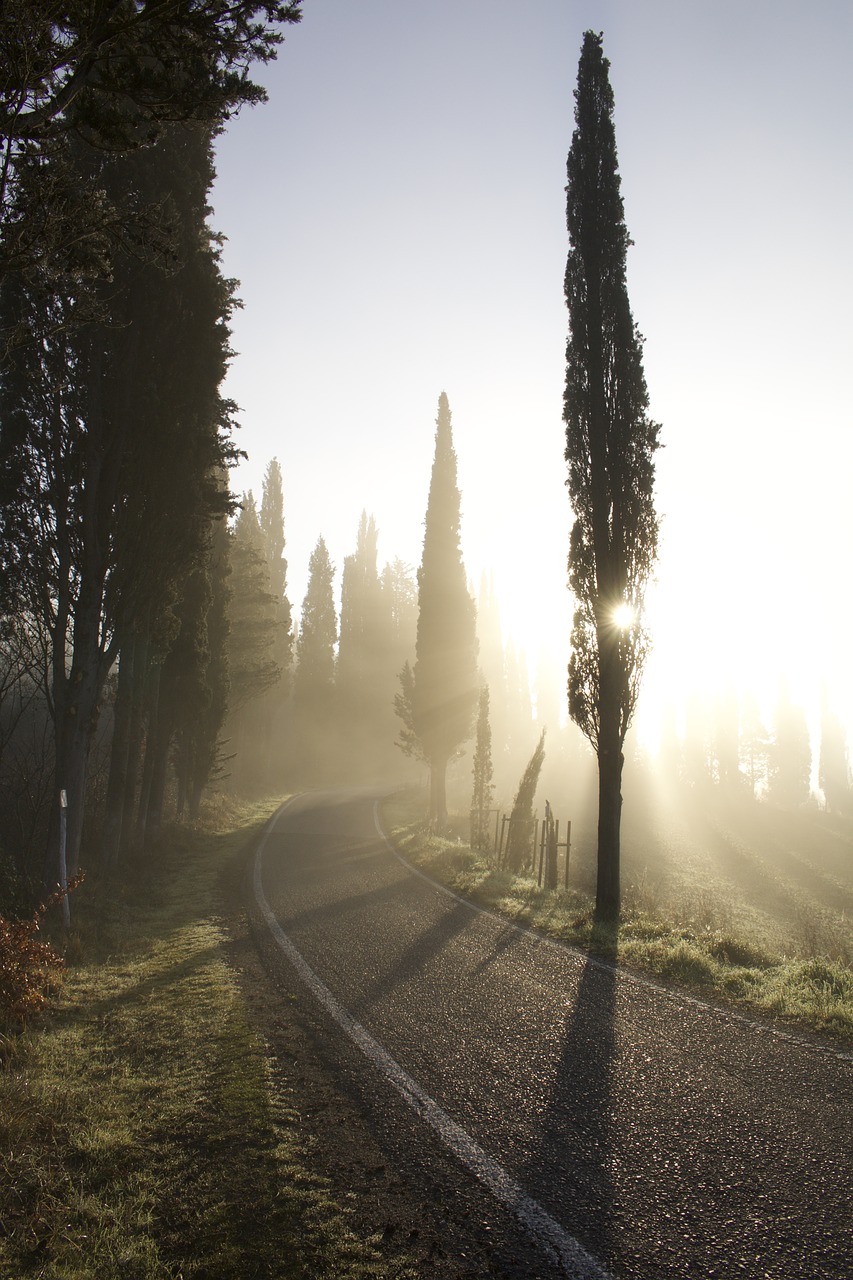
[253, 786, 853, 1280]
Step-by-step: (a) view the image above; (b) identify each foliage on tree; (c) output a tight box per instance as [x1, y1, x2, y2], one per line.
[170, 510, 232, 818]
[259, 458, 294, 699]
[470, 686, 495, 851]
[505, 730, 546, 873]
[227, 493, 280, 712]
[337, 512, 409, 776]
[403, 393, 478, 828]
[0, 0, 301, 289]
[563, 31, 661, 922]
[381, 559, 418, 656]
[338, 512, 381, 705]
[0, 124, 239, 882]
[740, 692, 770, 798]
[294, 537, 338, 734]
[394, 661, 424, 763]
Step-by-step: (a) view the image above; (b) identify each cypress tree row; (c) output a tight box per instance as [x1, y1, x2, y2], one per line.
[563, 32, 661, 923]
[0, 124, 239, 883]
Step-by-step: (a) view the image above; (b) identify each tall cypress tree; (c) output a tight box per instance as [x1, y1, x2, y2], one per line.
[227, 492, 280, 712]
[259, 458, 294, 700]
[405, 392, 478, 828]
[258, 458, 294, 781]
[563, 32, 661, 923]
[293, 537, 338, 764]
[470, 685, 494, 851]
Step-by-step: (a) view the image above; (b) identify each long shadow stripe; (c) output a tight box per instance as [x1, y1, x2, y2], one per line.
[254, 802, 611, 1280]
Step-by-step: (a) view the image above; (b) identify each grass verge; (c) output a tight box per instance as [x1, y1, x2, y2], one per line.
[0, 794, 410, 1279]
[383, 791, 853, 1050]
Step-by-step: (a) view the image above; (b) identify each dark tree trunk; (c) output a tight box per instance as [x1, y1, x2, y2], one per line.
[46, 619, 109, 888]
[101, 641, 134, 870]
[595, 746, 623, 923]
[120, 634, 148, 860]
[145, 699, 174, 848]
[595, 652, 624, 924]
[135, 659, 161, 851]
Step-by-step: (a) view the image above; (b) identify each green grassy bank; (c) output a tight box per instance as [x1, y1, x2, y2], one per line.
[0, 796, 405, 1280]
[383, 792, 853, 1049]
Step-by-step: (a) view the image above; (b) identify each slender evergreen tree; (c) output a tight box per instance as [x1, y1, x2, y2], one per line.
[227, 493, 280, 713]
[401, 393, 478, 828]
[257, 458, 294, 781]
[337, 512, 381, 707]
[505, 730, 546, 873]
[563, 32, 661, 923]
[470, 685, 494, 851]
[259, 458, 294, 696]
[293, 538, 338, 769]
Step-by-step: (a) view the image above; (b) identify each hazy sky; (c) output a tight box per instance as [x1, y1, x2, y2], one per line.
[210, 0, 853, 741]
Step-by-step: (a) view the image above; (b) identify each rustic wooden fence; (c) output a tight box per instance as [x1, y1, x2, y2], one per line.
[471, 805, 572, 889]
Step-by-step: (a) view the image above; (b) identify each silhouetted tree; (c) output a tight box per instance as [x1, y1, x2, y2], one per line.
[505, 730, 546, 874]
[1, 124, 238, 882]
[563, 32, 661, 923]
[401, 393, 478, 827]
[179, 510, 231, 817]
[768, 679, 811, 807]
[381, 559, 418, 658]
[293, 537, 337, 766]
[257, 458, 293, 781]
[259, 458, 294, 696]
[393, 661, 424, 763]
[740, 692, 770, 798]
[0, 0, 301, 290]
[338, 514, 380, 711]
[470, 686, 494, 851]
[227, 495, 280, 712]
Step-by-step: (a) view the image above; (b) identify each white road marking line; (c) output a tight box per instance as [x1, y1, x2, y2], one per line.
[254, 802, 611, 1280]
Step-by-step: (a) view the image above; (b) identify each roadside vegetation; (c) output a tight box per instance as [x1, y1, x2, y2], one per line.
[383, 791, 853, 1049]
[0, 795, 411, 1280]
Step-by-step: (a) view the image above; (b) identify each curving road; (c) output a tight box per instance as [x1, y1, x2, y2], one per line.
[253, 786, 853, 1280]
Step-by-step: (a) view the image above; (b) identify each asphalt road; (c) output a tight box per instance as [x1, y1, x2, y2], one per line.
[253, 786, 853, 1280]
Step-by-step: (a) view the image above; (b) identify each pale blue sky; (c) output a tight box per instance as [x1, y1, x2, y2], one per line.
[211, 0, 853, 738]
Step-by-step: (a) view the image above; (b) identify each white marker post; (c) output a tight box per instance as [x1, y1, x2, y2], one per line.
[58, 789, 70, 929]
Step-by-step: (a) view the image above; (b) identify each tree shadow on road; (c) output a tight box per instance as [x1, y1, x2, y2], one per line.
[522, 953, 619, 1270]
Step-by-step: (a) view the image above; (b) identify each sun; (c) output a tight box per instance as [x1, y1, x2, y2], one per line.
[612, 602, 634, 629]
